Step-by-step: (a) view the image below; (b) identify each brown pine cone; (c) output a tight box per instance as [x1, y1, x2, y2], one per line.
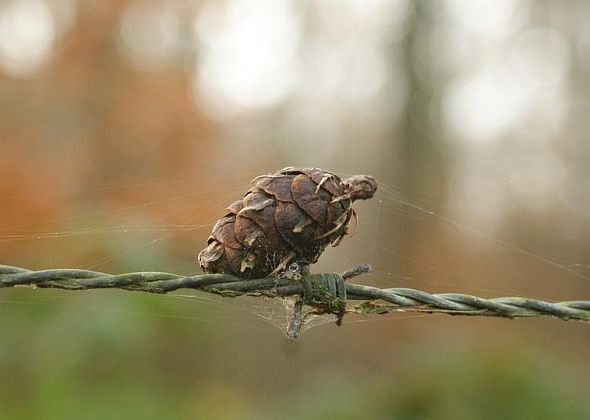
[198, 167, 377, 278]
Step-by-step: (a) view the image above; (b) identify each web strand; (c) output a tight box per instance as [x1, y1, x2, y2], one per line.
[1, 173, 588, 336]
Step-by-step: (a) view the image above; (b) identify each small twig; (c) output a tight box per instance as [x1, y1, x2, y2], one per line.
[341, 263, 372, 280]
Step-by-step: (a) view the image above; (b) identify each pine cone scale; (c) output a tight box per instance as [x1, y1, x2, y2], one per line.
[233, 215, 264, 248]
[327, 202, 349, 232]
[291, 174, 333, 227]
[211, 217, 242, 250]
[239, 204, 284, 250]
[257, 176, 295, 203]
[274, 201, 315, 249]
[227, 199, 245, 215]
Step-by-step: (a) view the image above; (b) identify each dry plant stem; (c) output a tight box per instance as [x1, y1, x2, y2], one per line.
[286, 300, 304, 340]
[1, 265, 590, 329]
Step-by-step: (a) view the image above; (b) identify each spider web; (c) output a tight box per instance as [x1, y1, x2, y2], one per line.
[0, 171, 589, 338]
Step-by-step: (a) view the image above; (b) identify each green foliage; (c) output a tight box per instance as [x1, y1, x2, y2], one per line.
[263, 347, 590, 420]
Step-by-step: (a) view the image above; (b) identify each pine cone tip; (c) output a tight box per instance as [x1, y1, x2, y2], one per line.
[342, 174, 378, 202]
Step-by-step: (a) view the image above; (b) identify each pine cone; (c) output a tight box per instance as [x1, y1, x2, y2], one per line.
[198, 167, 377, 278]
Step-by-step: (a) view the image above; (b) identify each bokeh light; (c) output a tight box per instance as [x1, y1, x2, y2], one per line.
[0, 0, 55, 77]
[193, 0, 301, 117]
[118, 0, 182, 71]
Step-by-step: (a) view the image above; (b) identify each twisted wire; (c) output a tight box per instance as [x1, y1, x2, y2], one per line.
[1, 264, 589, 322]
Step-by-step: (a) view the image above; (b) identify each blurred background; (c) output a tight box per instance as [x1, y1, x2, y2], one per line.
[1, 0, 590, 418]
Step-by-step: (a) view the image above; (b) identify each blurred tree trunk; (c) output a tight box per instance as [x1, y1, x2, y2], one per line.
[391, 1, 452, 276]
[397, 1, 449, 210]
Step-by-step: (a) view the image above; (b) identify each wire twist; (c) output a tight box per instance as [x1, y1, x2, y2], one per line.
[1, 264, 589, 323]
